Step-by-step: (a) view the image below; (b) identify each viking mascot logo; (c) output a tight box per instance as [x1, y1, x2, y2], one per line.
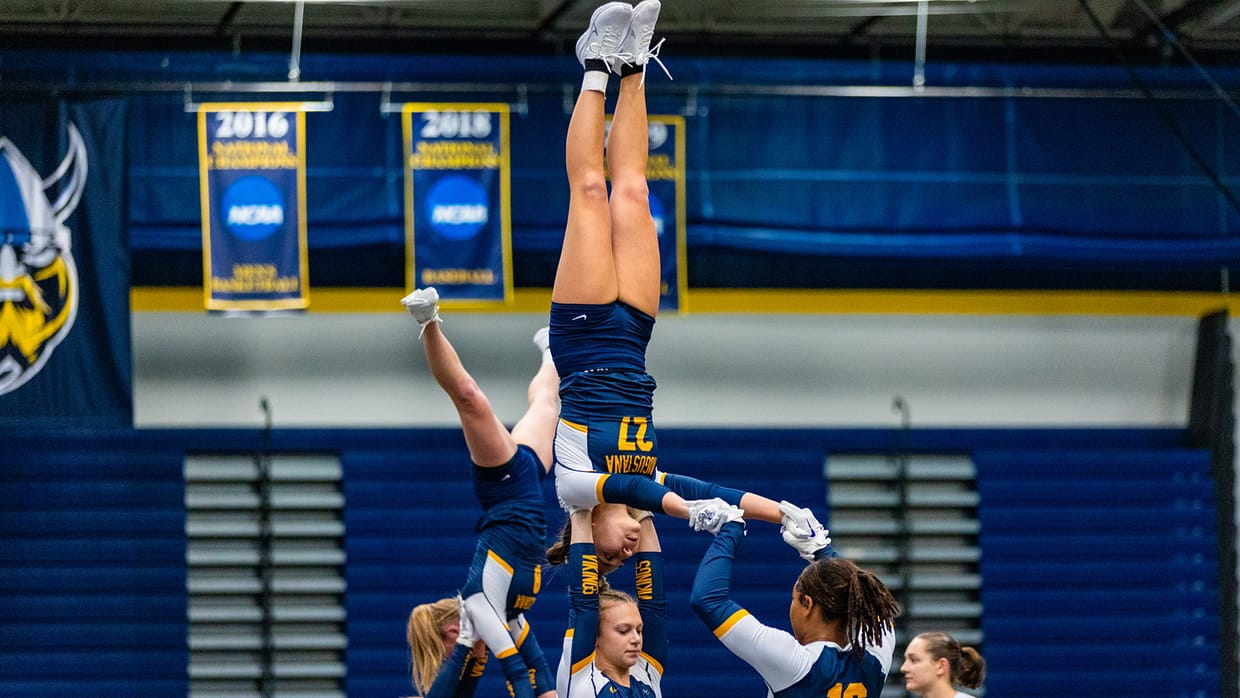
[0, 124, 87, 395]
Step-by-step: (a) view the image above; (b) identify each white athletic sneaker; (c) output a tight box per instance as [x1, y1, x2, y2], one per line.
[625, 0, 671, 82]
[401, 287, 442, 336]
[533, 326, 550, 353]
[576, 1, 634, 72]
[627, 0, 661, 63]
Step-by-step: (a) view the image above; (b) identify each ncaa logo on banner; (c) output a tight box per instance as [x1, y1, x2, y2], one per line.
[426, 174, 489, 241]
[222, 175, 285, 241]
[0, 124, 87, 395]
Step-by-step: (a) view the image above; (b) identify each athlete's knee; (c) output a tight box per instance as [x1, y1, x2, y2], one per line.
[572, 171, 609, 204]
[609, 178, 650, 207]
[450, 376, 491, 416]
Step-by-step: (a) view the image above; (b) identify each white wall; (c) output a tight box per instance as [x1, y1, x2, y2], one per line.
[131, 311, 1202, 429]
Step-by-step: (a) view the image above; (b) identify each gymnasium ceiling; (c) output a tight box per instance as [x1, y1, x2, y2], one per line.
[3, 0, 1240, 65]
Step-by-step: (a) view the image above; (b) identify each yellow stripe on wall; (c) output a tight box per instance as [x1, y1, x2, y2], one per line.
[131, 286, 1238, 317]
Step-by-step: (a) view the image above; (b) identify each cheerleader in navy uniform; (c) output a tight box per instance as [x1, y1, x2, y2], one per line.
[690, 501, 900, 698]
[557, 506, 666, 698]
[551, 0, 823, 571]
[402, 291, 559, 698]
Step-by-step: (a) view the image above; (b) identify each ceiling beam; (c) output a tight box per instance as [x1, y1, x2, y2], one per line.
[1135, 0, 1224, 44]
[215, 2, 243, 38]
[534, 0, 579, 36]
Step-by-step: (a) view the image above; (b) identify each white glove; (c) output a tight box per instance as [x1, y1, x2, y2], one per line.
[455, 594, 475, 647]
[687, 497, 745, 535]
[401, 287, 443, 337]
[779, 500, 831, 562]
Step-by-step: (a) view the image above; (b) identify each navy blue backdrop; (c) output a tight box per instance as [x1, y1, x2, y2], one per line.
[5, 50, 1237, 291]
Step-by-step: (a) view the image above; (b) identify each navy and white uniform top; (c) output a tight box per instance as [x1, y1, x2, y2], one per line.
[557, 540, 668, 698]
[550, 300, 673, 512]
[691, 524, 895, 698]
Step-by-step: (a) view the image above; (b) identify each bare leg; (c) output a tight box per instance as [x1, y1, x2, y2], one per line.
[551, 88, 618, 305]
[420, 321, 517, 468]
[608, 73, 661, 317]
[509, 360, 560, 474]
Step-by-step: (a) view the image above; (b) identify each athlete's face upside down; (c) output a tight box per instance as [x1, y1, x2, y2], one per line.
[591, 503, 642, 573]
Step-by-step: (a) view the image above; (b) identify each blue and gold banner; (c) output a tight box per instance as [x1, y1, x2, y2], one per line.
[0, 100, 132, 426]
[403, 103, 512, 305]
[199, 103, 309, 312]
[647, 115, 687, 313]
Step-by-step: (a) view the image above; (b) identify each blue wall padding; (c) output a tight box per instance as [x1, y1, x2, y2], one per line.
[976, 447, 1220, 697]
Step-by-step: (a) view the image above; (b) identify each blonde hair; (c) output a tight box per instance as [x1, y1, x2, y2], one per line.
[406, 597, 459, 695]
[598, 588, 635, 614]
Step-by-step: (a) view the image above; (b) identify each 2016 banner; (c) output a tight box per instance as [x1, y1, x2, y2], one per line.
[402, 103, 512, 306]
[647, 115, 687, 313]
[0, 100, 133, 426]
[198, 103, 309, 312]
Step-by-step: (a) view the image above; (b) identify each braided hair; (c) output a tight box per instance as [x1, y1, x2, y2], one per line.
[795, 557, 899, 657]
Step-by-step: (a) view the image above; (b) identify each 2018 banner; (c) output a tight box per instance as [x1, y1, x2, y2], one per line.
[0, 100, 133, 426]
[199, 103, 309, 312]
[402, 103, 512, 306]
[647, 115, 687, 313]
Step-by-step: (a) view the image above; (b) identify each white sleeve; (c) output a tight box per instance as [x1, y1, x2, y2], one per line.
[554, 462, 605, 509]
[556, 631, 572, 698]
[867, 625, 896, 674]
[716, 612, 817, 693]
[463, 554, 519, 657]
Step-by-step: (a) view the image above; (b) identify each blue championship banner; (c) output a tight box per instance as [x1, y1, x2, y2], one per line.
[647, 115, 687, 313]
[403, 103, 512, 305]
[0, 100, 133, 426]
[199, 103, 309, 311]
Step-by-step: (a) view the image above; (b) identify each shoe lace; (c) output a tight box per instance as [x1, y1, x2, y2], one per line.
[589, 23, 624, 59]
[589, 23, 637, 74]
[637, 37, 671, 87]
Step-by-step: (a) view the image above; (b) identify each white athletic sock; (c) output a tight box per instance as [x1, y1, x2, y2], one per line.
[581, 71, 609, 93]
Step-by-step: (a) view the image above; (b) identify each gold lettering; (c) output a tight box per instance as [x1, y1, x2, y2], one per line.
[618, 417, 654, 454]
[633, 418, 653, 452]
[419, 268, 496, 285]
[408, 141, 502, 170]
[646, 153, 677, 181]
[211, 266, 300, 294]
[581, 554, 599, 595]
[634, 560, 653, 600]
[209, 141, 298, 170]
[604, 453, 657, 476]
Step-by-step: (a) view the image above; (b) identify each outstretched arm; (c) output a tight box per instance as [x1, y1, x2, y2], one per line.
[659, 471, 787, 524]
[509, 614, 555, 698]
[425, 643, 487, 698]
[461, 550, 536, 698]
[557, 465, 691, 518]
[690, 523, 819, 694]
[560, 509, 603, 696]
[634, 514, 668, 670]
